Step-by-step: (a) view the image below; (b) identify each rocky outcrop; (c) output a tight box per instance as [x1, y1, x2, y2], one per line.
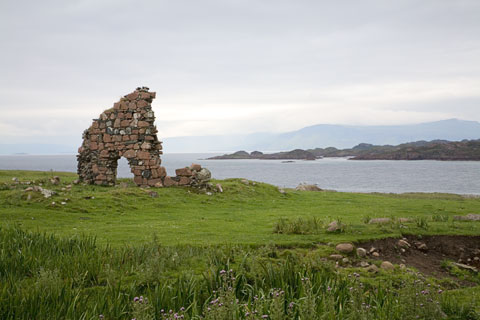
[77, 87, 211, 188]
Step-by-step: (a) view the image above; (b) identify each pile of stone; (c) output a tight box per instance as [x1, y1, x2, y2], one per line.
[163, 164, 211, 187]
[77, 87, 212, 188]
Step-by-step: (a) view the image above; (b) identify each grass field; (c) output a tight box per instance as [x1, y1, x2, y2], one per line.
[0, 170, 479, 319]
[1, 170, 480, 246]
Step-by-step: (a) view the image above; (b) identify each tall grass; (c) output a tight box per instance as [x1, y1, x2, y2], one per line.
[0, 226, 477, 319]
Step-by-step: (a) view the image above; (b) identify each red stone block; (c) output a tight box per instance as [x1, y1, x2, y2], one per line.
[147, 178, 162, 186]
[178, 176, 191, 185]
[103, 134, 112, 143]
[130, 134, 138, 141]
[117, 112, 124, 119]
[133, 176, 143, 185]
[123, 149, 136, 158]
[121, 120, 130, 127]
[90, 142, 98, 150]
[90, 135, 98, 142]
[175, 167, 193, 176]
[100, 150, 109, 158]
[126, 92, 140, 100]
[122, 135, 129, 141]
[137, 151, 151, 160]
[158, 167, 167, 178]
[163, 176, 177, 187]
[138, 121, 149, 127]
[137, 100, 148, 108]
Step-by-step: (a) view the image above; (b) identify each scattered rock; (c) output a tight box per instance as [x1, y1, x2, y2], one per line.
[369, 247, 377, 254]
[327, 221, 341, 232]
[336, 243, 354, 254]
[295, 183, 322, 191]
[451, 262, 478, 273]
[216, 183, 223, 193]
[369, 218, 391, 224]
[50, 176, 61, 185]
[329, 254, 344, 261]
[148, 191, 158, 198]
[342, 257, 350, 264]
[365, 264, 379, 273]
[206, 192, 212, 196]
[24, 187, 33, 192]
[398, 218, 411, 223]
[415, 242, 428, 251]
[372, 252, 380, 257]
[453, 214, 480, 221]
[380, 261, 395, 271]
[359, 261, 370, 267]
[154, 182, 163, 188]
[241, 179, 249, 185]
[397, 239, 411, 248]
[278, 188, 286, 195]
[356, 248, 367, 258]
[12, 177, 19, 183]
[73, 179, 80, 185]
[399, 264, 406, 270]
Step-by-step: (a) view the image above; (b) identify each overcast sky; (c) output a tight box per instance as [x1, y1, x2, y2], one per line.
[0, 0, 479, 146]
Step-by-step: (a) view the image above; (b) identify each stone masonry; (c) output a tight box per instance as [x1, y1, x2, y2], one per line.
[77, 87, 211, 187]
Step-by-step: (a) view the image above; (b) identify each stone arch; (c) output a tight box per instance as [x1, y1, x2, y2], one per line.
[77, 87, 165, 186]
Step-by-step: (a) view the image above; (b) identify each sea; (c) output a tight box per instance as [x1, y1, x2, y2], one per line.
[1, 154, 479, 195]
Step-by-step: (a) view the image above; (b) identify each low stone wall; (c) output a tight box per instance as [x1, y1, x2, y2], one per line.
[77, 87, 210, 187]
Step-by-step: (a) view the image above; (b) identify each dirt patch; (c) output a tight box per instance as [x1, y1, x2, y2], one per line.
[357, 235, 480, 280]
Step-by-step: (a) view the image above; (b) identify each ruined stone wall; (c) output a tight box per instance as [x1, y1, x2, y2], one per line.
[77, 87, 211, 187]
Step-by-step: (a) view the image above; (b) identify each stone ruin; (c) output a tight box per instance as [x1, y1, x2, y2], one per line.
[77, 87, 211, 187]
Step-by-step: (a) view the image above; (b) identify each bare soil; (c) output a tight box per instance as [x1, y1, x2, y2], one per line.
[357, 235, 480, 280]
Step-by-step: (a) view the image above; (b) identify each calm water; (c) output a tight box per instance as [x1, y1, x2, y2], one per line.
[1, 154, 479, 195]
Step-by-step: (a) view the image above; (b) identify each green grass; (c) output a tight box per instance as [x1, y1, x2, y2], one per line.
[1, 170, 480, 247]
[1, 170, 480, 319]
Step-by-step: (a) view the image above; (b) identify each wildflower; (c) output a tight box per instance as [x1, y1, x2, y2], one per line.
[289, 302, 294, 309]
[262, 315, 269, 319]
[220, 270, 226, 274]
[99, 315, 104, 319]
[327, 286, 332, 291]
[207, 307, 211, 311]
[133, 297, 140, 302]
[180, 307, 185, 311]
[438, 289, 443, 294]
[245, 312, 250, 316]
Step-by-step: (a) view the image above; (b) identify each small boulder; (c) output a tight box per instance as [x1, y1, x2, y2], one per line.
[329, 254, 343, 261]
[278, 188, 286, 195]
[397, 239, 411, 248]
[415, 242, 428, 251]
[216, 183, 223, 193]
[295, 184, 322, 191]
[369, 218, 391, 224]
[356, 248, 367, 258]
[336, 243, 354, 254]
[453, 214, 480, 221]
[365, 264, 379, 273]
[327, 221, 341, 232]
[372, 252, 380, 257]
[359, 261, 370, 267]
[380, 261, 395, 271]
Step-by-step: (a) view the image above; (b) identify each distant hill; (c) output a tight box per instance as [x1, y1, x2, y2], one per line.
[164, 119, 480, 152]
[209, 139, 480, 161]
